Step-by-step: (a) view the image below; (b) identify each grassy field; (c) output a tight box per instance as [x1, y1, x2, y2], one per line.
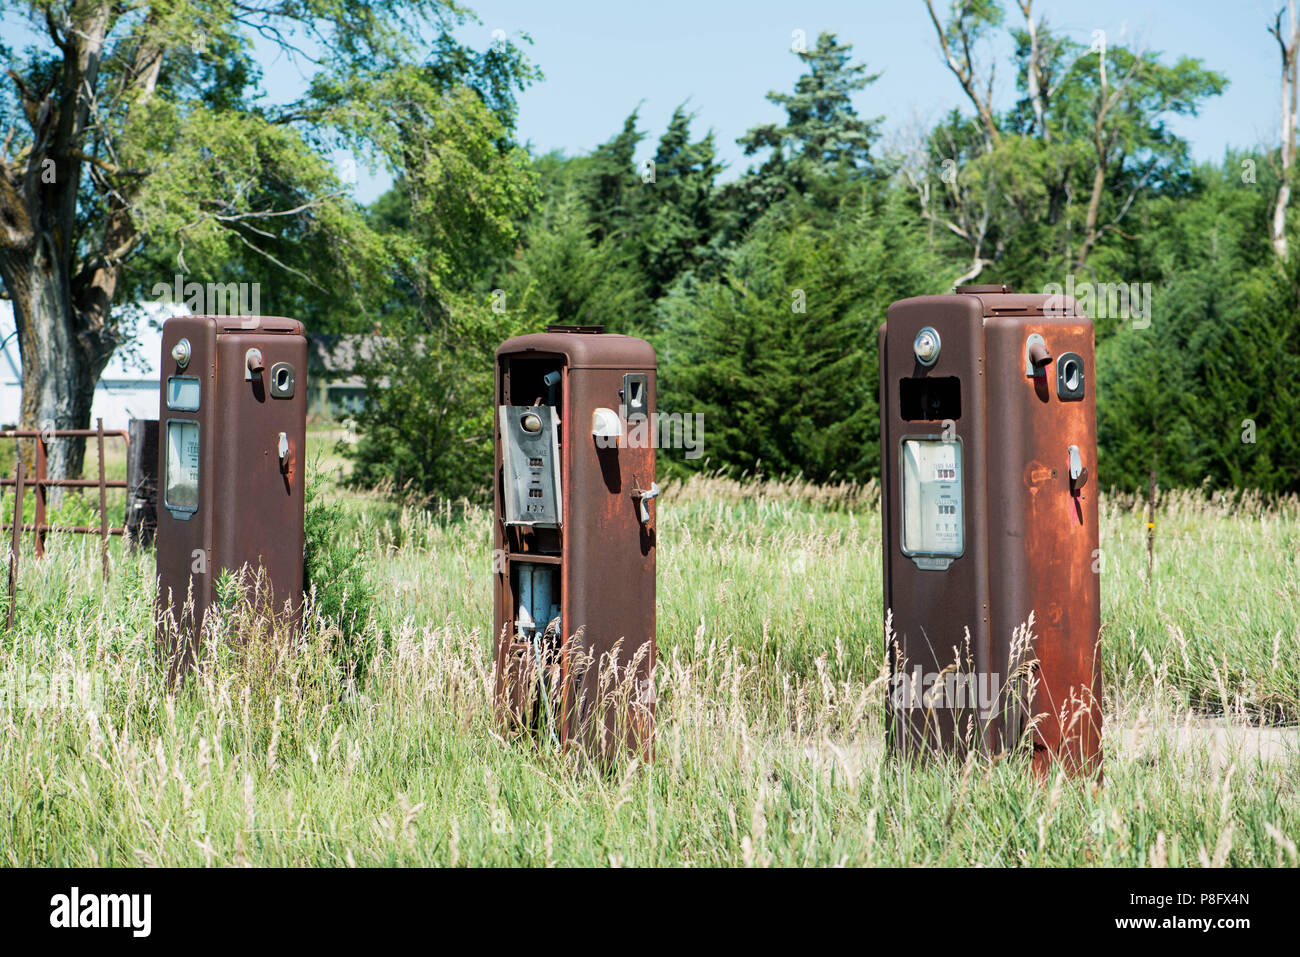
[0, 435, 1297, 867]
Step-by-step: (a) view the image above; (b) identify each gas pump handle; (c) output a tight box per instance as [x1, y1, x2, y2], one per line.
[636, 482, 660, 524]
[1068, 445, 1088, 493]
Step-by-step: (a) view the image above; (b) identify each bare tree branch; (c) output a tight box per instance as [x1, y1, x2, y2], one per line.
[923, 0, 1002, 145]
[1268, 1, 1299, 260]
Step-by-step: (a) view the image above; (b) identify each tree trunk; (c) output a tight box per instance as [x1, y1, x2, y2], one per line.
[1273, 45, 1298, 260]
[1274, 180, 1292, 260]
[0, 2, 117, 487]
[1, 248, 113, 488]
[1077, 161, 1107, 270]
[1019, 1, 1050, 140]
[1270, 2, 1299, 260]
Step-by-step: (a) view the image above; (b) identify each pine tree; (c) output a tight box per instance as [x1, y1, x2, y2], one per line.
[641, 105, 725, 300]
[581, 111, 647, 244]
[727, 32, 883, 235]
[658, 189, 937, 482]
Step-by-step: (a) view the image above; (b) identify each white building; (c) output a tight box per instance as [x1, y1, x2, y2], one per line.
[0, 299, 177, 431]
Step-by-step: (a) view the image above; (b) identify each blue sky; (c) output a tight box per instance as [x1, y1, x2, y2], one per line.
[472, 1, 1272, 152]
[3, 1, 1283, 202]
[355, 0, 1278, 200]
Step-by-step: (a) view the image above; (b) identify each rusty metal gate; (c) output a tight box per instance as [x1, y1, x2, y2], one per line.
[0, 419, 130, 628]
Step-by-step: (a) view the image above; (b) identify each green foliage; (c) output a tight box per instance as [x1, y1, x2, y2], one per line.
[303, 473, 377, 677]
[658, 191, 939, 482]
[330, 16, 542, 499]
[1097, 158, 1300, 494]
[650, 34, 936, 482]
[344, 15, 1281, 498]
[639, 105, 726, 300]
[347, 291, 510, 501]
[499, 105, 725, 330]
[734, 31, 883, 229]
[1, 0, 543, 365]
[909, 3, 1226, 289]
[4, 2, 1286, 498]
[579, 111, 647, 244]
[497, 189, 649, 334]
[348, 91, 736, 500]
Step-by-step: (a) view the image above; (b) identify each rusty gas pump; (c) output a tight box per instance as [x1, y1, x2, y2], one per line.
[156, 315, 307, 675]
[493, 325, 657, 761]
[879, 285, 1102, 775]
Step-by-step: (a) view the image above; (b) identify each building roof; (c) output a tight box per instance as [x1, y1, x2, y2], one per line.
[307, 333, 384, 389]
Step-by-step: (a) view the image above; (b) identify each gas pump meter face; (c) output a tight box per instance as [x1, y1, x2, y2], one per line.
[164, 369, 202, 519]
[164, 420, 200, 517]
[499, 404, 562, 526]
[900, 437, 964, 565]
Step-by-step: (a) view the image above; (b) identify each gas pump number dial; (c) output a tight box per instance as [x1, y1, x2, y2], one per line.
[901, 437, 964, 564]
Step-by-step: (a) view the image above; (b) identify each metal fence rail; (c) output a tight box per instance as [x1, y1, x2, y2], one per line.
[0, 420, 130, 628]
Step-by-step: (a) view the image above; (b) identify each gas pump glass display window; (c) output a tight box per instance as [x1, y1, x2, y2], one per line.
[166, 376, 201, 411]
[164, 420, 200, 514]
[901, 437, 963, 557]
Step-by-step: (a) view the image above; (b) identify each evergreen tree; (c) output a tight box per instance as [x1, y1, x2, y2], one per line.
[641, 105, 725, 299]
[500, 188, 649, 334]
[657, 190, 937, 482]
[727, 32, 883, 235]
[581, 110, 647, 244]
[1097, 158, 1300, 495]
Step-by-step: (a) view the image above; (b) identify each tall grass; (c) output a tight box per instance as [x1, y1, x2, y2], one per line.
[0, 472, 1295, 866]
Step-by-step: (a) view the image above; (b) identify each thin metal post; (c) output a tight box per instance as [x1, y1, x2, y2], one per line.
[33, 434, 46, 558]
[8, 455, 22, 631]
[97, 418, 108, 581]
[1146, 469, 1157, 584]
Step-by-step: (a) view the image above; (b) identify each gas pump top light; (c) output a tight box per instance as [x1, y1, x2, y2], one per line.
[913, 327, 941, 366]
[171, 338, 191, 369]
[520, 412, 543, 434]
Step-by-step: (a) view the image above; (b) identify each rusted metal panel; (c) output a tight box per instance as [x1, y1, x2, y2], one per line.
[880, 287, 1102, 775]
[494, 328, 657, 762]
[97, 418, 108, 579]
[34, 433, 46, 557]
[156, 315, 307, 676]
[125, 418, 159, 547]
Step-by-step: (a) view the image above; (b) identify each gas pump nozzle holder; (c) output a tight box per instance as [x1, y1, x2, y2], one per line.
[880, 285, 1102, 776]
